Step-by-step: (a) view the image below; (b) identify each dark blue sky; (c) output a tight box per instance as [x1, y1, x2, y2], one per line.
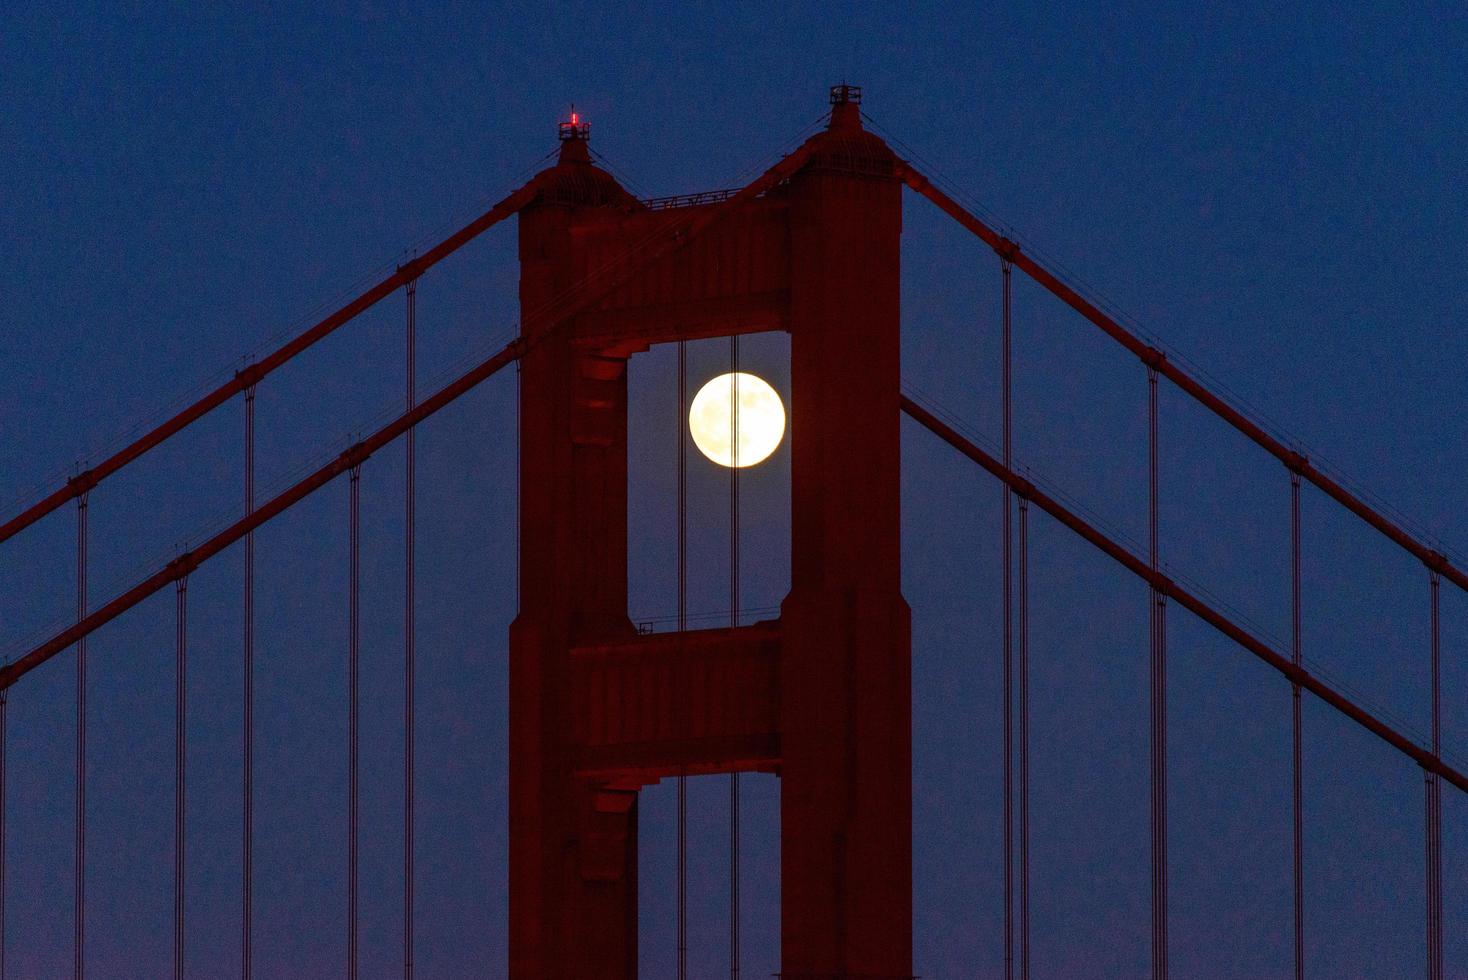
[2, 3, 1465, 977]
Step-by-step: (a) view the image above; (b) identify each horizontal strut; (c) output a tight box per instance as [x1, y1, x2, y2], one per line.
[895, 162, 1468, 598]
[2, 134, 824, 693]
[3, 130, 817, 557]
[901, 395, 1468, 796]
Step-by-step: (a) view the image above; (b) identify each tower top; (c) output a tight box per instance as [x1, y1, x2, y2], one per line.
[829, 83, 862, 130]
[556, 105, 591, 165]
[558, 105, 590, 143]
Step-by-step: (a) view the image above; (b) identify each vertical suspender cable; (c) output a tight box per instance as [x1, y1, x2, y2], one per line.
[75, 489, 89, 980]
[1001, 255, 1015, 980]
[1148, 364, 1168, 980]
[1017, 492, 1031, 980]
[677, 341, 688, 980]
[1156, 573, 1169, 977]
[729, 338, 740, 980]
[514, 355, 521, 609]
[403, 279, 417, 980]
[1290, 470, 1303, 980]
[0, 689, 7, 980]
[1427, 569, 1442, 980]
[174, 575, 188, 980]
[243, 382, 256, 980]
[348, 464, 361, 980]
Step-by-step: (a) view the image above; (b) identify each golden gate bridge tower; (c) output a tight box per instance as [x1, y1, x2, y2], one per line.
[0, 83, 1460, 980]
[511, 85, 913, 977]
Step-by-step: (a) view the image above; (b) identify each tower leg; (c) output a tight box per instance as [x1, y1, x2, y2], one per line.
[781, 115, 911, 978]
[508, 620, 639, 979]
[508, 322, 637, 976]
[781, 591, 912, 978]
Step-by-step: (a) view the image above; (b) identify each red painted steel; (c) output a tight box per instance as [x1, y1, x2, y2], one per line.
[0, 118, 818, 695]
[901, 395, 1468, 795]
[509, 95, 913, 977]
[511, 128, 641, 975]
[7, 90, 1462, 977]
[780, 101, 911, 977]
[569, 626, 781, 780]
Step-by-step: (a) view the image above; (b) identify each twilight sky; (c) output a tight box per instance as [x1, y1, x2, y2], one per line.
[1, 3, 1466, 977]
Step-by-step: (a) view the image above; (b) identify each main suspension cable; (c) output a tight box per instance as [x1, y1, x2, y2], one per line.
[902, 394, 1468, 793]
[894, 157, 1468, 606]
[174, 574, 188, 980]
[403, 279, 417, 980]
[348, 464, 362, 980]
[0, 181, 540, 551]
[75, 490, 89, 980]
[242, 382, 256, 980]
[4, 138, 816, 694]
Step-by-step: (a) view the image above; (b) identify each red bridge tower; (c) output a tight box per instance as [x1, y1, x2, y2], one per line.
[510, 86, 911, 978]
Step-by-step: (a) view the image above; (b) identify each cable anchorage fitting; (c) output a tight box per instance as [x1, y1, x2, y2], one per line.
[997, 236, 1021, 264]
[894, 161, 924, 189]
[397, 257, 426, 283]
[1140, 345, 1167, 371]
[340, 440, 372, 471]
[1147, 568, 1175, 599]
[1425, 549, 1450, 576]
[167, 551, 199, 582]
[1282, 657, 1309, 689]
[67, 468, 98, 498]
[1282, 449, 1310, 475]
[235, 362, 265, 390]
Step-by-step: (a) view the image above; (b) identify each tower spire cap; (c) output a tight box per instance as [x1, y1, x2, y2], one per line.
[828, 83, 863, 130]
[557, 104, 591, 164]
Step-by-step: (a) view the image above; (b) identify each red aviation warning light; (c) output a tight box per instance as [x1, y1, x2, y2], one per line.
[558, 104, 590, 142]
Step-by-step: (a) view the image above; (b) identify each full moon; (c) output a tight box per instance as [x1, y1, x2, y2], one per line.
[688, 372, 785, 468]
